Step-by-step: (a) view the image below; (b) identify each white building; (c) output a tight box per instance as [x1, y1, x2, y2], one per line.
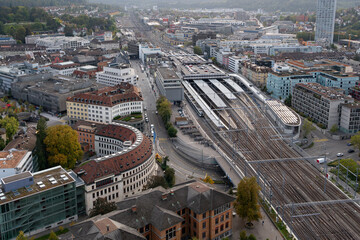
[139, 43, 162, 63]
[73, 122, 155, 215]
[96, 65, 138, 86]
[35, 36, 90, 52]
[50, 61, 79, 76]
[67, 83, 143, 124]
[229, 56, 243, 73]
[0, 150, 33, 179]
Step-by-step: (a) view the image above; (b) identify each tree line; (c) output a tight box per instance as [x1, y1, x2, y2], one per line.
[0, 6, 60, 43]
[0, 0, 86, 7]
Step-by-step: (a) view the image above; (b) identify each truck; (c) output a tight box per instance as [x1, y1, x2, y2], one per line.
[316, 158, 325, 164]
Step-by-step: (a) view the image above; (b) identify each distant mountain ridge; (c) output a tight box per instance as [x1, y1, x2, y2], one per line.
[89, 0, 359, 12]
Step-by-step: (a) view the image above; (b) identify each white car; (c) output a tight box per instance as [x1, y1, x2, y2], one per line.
[336, 153, 344, 157]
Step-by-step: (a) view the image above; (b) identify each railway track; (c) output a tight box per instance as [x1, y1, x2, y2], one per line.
[196, 81, 360, 240]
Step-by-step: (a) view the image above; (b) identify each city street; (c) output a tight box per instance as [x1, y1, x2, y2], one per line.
[131, 60, 223, 184]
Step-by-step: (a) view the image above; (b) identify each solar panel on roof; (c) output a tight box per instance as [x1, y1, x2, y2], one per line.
[12, 190, 20, 196]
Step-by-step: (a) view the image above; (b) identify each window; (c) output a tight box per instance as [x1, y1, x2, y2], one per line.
[166, 226, 176, 240]
[215, 228, 218, 234]
[215, 218, 219, 224]
[203, 213, 206, 218]
[193, 221, 196, 228]
[220, 225, 224, 231]
[202, 222, 206, 229]
[225, 222, 229, 229]
[202, 232, 206, 239]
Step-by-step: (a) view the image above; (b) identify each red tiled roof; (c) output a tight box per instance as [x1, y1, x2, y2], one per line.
[67, 83, 143, 107]
[73, 125, 152, 185]
[50, 63, 80, 70]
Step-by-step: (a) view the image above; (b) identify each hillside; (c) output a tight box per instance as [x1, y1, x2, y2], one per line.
[0, 0, 86, 7]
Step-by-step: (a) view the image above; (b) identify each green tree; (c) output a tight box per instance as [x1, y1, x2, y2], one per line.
[64, 25, 73, 36]
[0, 138, 5, 150]
[1, 116, 19, 141]
[14, 25, 26, 42]
[164, 167, 175, 187]
[16, 231, 28, 240]
[156, 96, 172, 124]
[302, 119, 315, 138]
[351, 132, 360, 154]
[167, 125, 177, 137]
[240, 230, 247, 240]
[248, 234, 256, 240]
[284, 94, 292, 107]
[193, 46, 203, 55]
[44, 125, 83, 169]
[36, 117, 47, 170]
[143, 175, 168, 189]
[89, 197, 117, 217]
[235, 177, 262, 225]
[330, 124, 339, 134]
[48, 231, 58, 240]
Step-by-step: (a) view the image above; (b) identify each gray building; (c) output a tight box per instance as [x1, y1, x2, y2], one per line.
[292, 83, 353, 130]
[12, 75, 101, 112]
[315, 0, 336, 45]
[155, 67, 184, 103]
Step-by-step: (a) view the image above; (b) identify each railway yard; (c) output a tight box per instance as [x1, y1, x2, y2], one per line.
[185, 75, 360, 240]
[123, 13, 360, 240]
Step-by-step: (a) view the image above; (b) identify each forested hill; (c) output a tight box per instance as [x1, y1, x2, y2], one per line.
[90, 0, 358, 12]
[0, 0, 86, 7]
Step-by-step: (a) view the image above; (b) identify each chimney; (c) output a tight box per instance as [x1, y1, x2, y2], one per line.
[131, 205, 137, 213]
[161, 193, 168, 200]
[106, 224, 110, 232]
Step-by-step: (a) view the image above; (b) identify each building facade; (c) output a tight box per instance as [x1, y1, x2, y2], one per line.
[96, 65, 138, 86]
[241, 61, 271, 87]
[73, 122, 155, 215]
[292, 83, 353, 129]
[66, 83, 143, 124]
[0, 166, 84, 240]
[315, 0, 337, 45]
[155, 67, 184, 103]
[267, 70, 359, 100]
[340, 103, 360, 134]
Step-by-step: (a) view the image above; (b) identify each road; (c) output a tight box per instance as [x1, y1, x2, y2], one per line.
[131, 60, 222, 184]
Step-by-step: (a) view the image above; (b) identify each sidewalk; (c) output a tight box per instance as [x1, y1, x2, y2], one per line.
[232, 208, 284, 240]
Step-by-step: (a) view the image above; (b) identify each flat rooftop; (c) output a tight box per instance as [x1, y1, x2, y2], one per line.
[0, 166, 74, 204]
[158, 67, 180, 80]
[170, 55, 207, 65]
[266, 100, 301, 126]
[193, 80, 227, 108]
[0, 150, 29, 169]
[296, 83, 353, 101]
[181, 64, 227, 79]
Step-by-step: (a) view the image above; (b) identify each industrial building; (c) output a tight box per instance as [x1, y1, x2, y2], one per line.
[155, 67, 184, 103]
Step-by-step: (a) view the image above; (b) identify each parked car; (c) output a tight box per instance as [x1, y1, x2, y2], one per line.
[145, 117, 149, 123]
[337, 153, 344, 157]
[348, 149, 355, 153]
[347, 143, 352, 146]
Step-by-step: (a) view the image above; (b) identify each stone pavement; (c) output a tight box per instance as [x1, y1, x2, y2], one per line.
[231, 208, 284, 240]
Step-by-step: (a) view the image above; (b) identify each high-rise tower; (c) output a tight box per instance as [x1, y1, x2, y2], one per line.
[315, 0, 337, 46]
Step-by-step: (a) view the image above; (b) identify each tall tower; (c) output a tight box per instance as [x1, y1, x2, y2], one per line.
[315, 0, 337, 46]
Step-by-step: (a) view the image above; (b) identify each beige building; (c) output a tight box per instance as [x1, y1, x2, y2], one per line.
[241, 61, 271, 87]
